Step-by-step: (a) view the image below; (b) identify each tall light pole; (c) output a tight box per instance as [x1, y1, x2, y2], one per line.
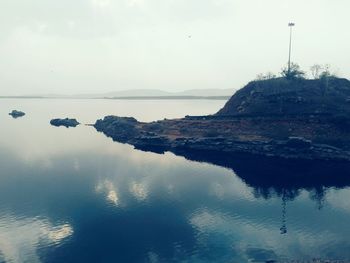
[288, 22, 295, 76]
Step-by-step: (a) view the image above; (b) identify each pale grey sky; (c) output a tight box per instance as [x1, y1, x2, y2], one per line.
[0, 0, 349, 95]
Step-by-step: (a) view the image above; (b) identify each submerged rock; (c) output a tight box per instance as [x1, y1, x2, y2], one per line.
[9, 110, 25, 118]
[50, 118, 80, 128]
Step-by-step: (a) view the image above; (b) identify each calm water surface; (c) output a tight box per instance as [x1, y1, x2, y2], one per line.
[0, 99, 350, 263]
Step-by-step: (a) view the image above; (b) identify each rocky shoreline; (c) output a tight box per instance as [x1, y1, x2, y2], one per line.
[94, 115, 350, 162]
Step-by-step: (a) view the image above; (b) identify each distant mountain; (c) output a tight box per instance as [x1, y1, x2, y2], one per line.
[173, 89, 234, 97]
[1, 88, 234, 99]
[73, 88, 234, 99]
[74, 89, 172, 98]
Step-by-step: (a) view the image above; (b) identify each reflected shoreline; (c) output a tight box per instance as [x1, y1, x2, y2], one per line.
[133, 145, 350, 237]
[130, 143, 350, 201]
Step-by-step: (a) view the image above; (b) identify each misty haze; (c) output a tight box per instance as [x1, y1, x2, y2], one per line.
[1, 1, 350, 263]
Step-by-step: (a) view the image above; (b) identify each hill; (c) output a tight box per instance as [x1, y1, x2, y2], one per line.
[217, 77, 350, 116]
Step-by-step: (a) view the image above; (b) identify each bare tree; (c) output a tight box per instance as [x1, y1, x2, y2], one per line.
[319, 64, 332, 95]
[256, 72, 276, 81]
[310, 64, 323, 79]
[319, 64, 332, 78]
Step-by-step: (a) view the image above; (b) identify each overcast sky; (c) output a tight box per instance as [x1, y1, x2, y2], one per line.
[0, 0, 349, 95]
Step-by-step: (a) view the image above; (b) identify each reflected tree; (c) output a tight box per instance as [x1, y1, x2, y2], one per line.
[280, 190, 288, 235]
[309, 186, 327, 210]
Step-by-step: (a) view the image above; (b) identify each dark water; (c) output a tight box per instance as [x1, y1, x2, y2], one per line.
[1, 99, 350, 263]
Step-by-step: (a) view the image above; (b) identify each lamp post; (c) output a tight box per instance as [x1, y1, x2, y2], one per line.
[288, 22, 295, 76]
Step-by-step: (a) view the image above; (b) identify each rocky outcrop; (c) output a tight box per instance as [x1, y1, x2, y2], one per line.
[94, 116, 138, 142]
[93, 77, 350, 162]
[94, 116, 350, 161]
[9, 110, 25, 118]
[50, 118, 80, 128]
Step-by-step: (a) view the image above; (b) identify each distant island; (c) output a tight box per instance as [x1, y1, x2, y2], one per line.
[94, 75, 350, 162]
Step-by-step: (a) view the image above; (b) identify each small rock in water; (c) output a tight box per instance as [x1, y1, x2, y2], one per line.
[9, 110, 25, 118]
[50, 118, 80, 128]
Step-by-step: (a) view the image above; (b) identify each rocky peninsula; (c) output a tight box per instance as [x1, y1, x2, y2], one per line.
[94, 77, 350, 162]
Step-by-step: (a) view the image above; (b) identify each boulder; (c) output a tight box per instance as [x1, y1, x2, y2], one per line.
[9, 110, 25, 118]
[50, 118, 80, 128]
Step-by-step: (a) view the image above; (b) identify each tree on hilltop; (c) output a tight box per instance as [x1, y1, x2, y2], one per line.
[281, 62, 305, 79]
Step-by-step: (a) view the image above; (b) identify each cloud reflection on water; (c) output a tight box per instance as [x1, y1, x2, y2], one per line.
[2, 99, 350, 262]
[0, 216, 73, 263]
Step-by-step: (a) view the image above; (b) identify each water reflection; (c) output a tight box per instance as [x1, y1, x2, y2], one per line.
[163, 148, 350, 238]
[1, 141, 350, 262]
[93, 143, 350, 261]
[96, 180, 121, 206]
[0, 215, 72, 263]
[170, 148, 350, 196]
[1, 99, 350, 262]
